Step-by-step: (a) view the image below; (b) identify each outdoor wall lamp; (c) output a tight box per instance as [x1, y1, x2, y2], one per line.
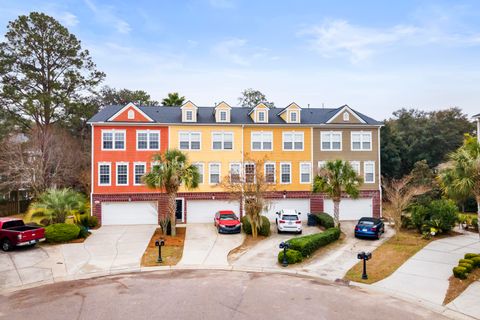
[283, 190, 287, 199]
[279, 241, 290, 267]
[212, 195, 215, 200]
[128, 197, 132, 202]
[155, 238, 165, 263]
[357, 251, 372, 279]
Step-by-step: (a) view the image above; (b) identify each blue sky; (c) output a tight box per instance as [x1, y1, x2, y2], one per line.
[1, 0, 480, 120]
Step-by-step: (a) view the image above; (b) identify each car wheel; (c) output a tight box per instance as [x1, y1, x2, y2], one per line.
[298, 230, 303, 235]
[1, 239, 12, 252]
[277, 228, 282, 234]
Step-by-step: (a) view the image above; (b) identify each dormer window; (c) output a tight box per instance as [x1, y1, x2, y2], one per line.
[181, 101, 198, 122]
[127, 109, 135, 119]
[220, 111, 227, 122]
[258, 111, 266, 122]
[290, 111, 299, 123]
[278, 102, 301, 123]
[343, 112, 350, 121]
[186, 110, 193, 121]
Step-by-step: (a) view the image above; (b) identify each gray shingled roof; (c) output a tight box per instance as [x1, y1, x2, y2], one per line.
[88, 104, 382, 125]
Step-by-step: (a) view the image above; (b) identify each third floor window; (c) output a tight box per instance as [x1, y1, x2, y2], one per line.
[102, 130, 125, 150]
[137, 130, 160, 150]
[179, 132, 201, 150]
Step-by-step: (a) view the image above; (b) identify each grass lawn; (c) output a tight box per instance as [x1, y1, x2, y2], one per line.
[344, 230, 456, 284]
[141, 227, 186, 267]
[444, 268, 480, 305]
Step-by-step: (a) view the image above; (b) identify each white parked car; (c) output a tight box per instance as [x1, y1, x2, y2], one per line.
[275, 209, 302, 234]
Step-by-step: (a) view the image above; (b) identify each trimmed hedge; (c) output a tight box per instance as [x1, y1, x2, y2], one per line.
[464, 253, 480, 260]
[287, 228, 340, 257]
[241, 216, 271, 237]
[315, 213, 335, 229]
[453, 254, 480, 279]
[45, 223, 80, 243]
[471, 257, 480, 268]
[459, 262, 474, 273]
[278, 249, 303, 264]
[459, 258, 474, 265]
[453, 266, 468, 279]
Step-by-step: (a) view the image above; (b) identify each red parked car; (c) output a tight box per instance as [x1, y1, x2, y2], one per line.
[214, 210, 241, 234]
[0, 218, 46, 251]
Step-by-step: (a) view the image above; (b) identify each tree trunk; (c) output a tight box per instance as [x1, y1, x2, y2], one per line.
[168, 192, 177, 237]
[333, 200, 341, 230]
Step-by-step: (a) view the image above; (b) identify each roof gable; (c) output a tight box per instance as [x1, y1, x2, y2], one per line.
[247, 102, 270, 115]
[215, 101, 232, 110]
[277, 102, 301, 116]
[181, 100, 198, 110]
[326, 105, 366, 124]
[107, 103, 154, 122]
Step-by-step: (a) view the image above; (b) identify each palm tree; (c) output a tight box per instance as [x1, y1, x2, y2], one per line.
[143, 150, 199, 236]
[439, 135, 480, 237]
[32, 188, 86, 224]
[313, 160, 362, 230]
[161, 92, 185, 106]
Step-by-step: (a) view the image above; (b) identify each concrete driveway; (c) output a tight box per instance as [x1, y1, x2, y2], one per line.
[178, 224, 244, 266]
[0, 225, 156, 292]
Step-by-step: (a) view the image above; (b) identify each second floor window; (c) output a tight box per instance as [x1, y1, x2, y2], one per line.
[116, 163, 128, 186]
[137, 131, 160, 150]
[351, 132, 372, 151]
[349, 161, 361, 176]
[209, 163, 220, 184]
[364, 161, 375, 183]
[281, 163, 291, 184]
[102, 130, 125, 150]
[283, 132, 304, 150]
[265, 163, 275, 183]
[230, 163, 241, 183]
[244, 163, 255, 183]
[193, 163, 204, 184]
[134, 163, 146, 185]
[321, 132, 342, 151]
[212, 132, 233, 150]
[300, 163, 311, 183]
[99, 163, 111, 185]
[179, 132, 201, 150]
[251, 132, 273, 150]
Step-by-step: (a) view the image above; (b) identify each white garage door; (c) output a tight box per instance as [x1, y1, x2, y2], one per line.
[263, 199, 310, 222]
[102, 202, 158, 225]
[186, 200, 240, 223]
[323, 198, 372, 221]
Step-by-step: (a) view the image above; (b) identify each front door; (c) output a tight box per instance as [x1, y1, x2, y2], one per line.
[175, 198, 184, 222]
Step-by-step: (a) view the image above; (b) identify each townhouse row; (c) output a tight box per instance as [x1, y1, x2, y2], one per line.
[88, 101, 382, 226]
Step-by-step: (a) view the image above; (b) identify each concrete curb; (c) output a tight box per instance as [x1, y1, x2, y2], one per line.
[0, 264, 476, 320]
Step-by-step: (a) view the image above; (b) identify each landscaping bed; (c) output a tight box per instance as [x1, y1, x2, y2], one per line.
[444, 267, 480, 305]
[344, 230, 457, 284]
[141, 227, 186, 267]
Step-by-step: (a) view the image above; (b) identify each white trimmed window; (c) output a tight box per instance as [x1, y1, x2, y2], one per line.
[280, 163, 291, 184]
[209, 163, 221, 184]
[343, 112, 350, 121]
[364, 161, 375, 183]
[317, 161, 326, 170]
[265, 162, 275, 183]
[351, 132, 372, 151]
[349, 161, 361, 176]
[185, 110, 193, 121]
[283, 132, 304, 151]
[179, 132, 201, 150]
[289, 111, 299, 123]
[134, 162, 146, 185]
[244, 163, 255, 183]
[102, 130, 125, 150]
[116, 163, 128, 186]
[219, 110, 228, 122]
[321, 132, 342, 151]
[193, 163, 204, 184]
[257, 110, 267, 123]
[251, 131, 273, 151]
[300, 162, 311, 184]
[98, 163, 111, 186]
[212, 132, 233, 150]
[230, 163, 241, 183]
[137, 130, 160, 150]
[128, 109, 135, 119]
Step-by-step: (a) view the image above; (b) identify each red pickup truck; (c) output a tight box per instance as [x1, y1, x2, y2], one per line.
[0, 218, 46, 251]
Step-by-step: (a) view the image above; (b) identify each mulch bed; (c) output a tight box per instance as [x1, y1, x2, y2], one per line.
[444, 268, 480, 305]
[141, 227, 186, 267]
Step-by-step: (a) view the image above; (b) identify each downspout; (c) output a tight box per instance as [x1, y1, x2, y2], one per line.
[378, 126, 382, 218]
[90, 124, 94, 217]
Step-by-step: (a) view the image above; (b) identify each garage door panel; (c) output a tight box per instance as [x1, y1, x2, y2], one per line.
[323, 198, 372, 221]
[102, 202, 158, 225]
[264, 199, 310, 222]
[187, 200, 239, 223]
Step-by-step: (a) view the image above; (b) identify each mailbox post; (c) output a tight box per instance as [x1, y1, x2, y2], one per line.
[155, 238, 165, 263]
[357, 251, 372, 280]
[279, 241, 290, 267]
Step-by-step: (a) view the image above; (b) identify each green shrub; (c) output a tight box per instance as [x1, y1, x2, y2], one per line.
[411, 205, 430, 232]
[473, 217, 479, 232]
[471, 257, 480, 268]
[314, 213, 335, 229]
[241, 216, 270, 236]
[410, 200, 458, 234]
[453, 266, 468, 279]
[464, 253, 480, 260]
[277, 249, 303, 264]
[77, 225, 90, 239]
[87, 216, 98, 228]
[45, 223, 80, 243]
[459, 258, 474, 265]
[287, 228, 340, 257]
[459, 262, 473, 273]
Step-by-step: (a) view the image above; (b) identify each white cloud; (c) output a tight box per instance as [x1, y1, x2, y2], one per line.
[84, 0, 131, 34]
[58, 12, 78, 27]
[212, 38, 250, 66]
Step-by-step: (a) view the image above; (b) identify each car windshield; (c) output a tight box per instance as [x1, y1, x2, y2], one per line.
[358, 220, 374, 226]
[220, 214, 237, 220]
[282, 215, 298, 221]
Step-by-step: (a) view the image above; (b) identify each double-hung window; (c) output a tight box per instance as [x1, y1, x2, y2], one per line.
[116, 163, 128, 186]
[257, 110, 267, 122]
[283, 132, 304, 151]
[102, 130, 125, 150]
[300, 162, 311, 184]
[137, 130, 160, 150]
[289, 111, 299, 123]
[230, 163, 241, 183]
[212, 132, 233, 150]
[179, 132, 201, 150]
[99, 163, 111, 186]
[349, 161, 361, 176]
[321, 132, 342, 151]
[244, 163, 255, 183]
[280, 163, 291, 184]
[209, 163, 221, 184]
[264, 163, 275, 183]
[351, 132, 372, 151]
[251, 132, 273, 151]
[219, 111, 228, 122]
[185, 110, 193, 121]
[192, 163, 204, 184]
[364, 161, 375, 183]
[134, 163, 146, 185]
